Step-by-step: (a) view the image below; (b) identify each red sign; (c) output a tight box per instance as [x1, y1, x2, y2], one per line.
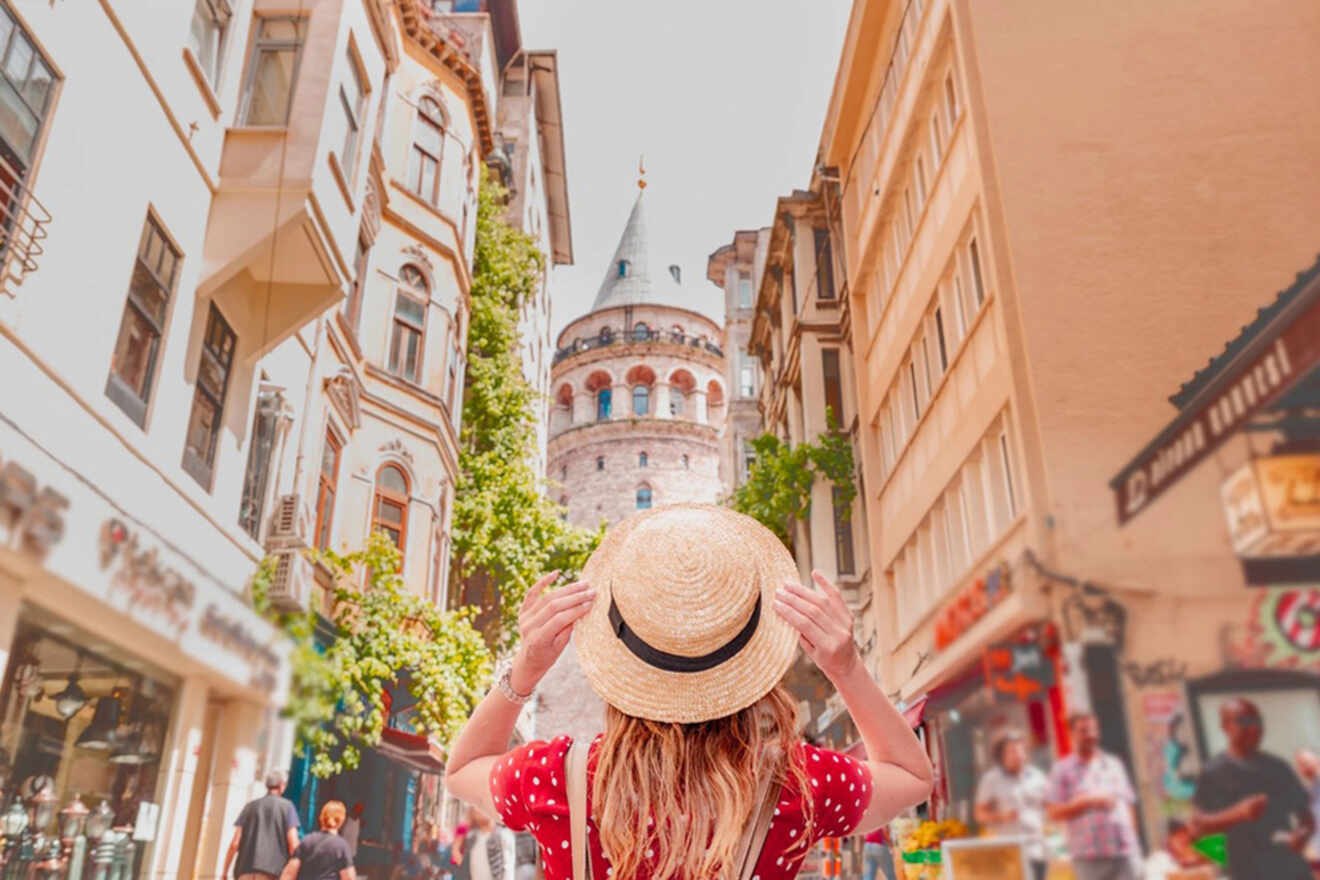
[983, 641, 1056, 702]
[934, 563, 1011, 651]
[1112, 283, 1320, 524]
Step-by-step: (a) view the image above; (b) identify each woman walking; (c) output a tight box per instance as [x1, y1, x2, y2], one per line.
[280, 801, 355, 880]
[445, 505, 933, 880]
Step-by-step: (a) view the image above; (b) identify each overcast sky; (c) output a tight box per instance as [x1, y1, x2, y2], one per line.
[518, 0, 853, 338]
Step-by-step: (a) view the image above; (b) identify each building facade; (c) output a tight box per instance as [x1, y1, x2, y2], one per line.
[0, 0, 522, 876]
[706, 229, 764, 491]
[537, 185, 727, 742]
[819, 0, 1320, 846]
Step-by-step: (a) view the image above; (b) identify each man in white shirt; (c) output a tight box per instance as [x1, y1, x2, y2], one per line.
[975, 729, 1050, 880]
[465, 806, 515, 880]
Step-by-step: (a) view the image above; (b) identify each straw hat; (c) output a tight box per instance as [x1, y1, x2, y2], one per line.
[573, 504, 800, 723]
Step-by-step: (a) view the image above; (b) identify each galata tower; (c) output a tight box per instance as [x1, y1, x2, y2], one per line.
[547, 184, 727, 529]
[537, 182, 728, 741]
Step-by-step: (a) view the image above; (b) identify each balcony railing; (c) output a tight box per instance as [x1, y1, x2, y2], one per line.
[0, 155, 50, 297]
[553, 328, 724, 365]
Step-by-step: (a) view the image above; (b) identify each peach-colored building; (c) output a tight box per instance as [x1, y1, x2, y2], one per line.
[817, 0, 1320, 845]
[0, 0, 552, 874]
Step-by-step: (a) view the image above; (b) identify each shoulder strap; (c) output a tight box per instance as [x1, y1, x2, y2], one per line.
[730, 771, 778, 880]
[566, 740, 592, 880]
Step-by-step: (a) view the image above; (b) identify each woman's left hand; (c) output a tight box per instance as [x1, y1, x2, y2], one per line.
[774, 571, 860, 683]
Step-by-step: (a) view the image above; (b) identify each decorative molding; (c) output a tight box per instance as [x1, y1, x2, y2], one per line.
[362, 173, 383, 245]
[324, 368, 363, 431]
[379, 438, 415, 466]
[401, 244, 437, 282]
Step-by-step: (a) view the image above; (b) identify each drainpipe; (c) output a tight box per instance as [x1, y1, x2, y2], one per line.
[290, 316, 326, 507]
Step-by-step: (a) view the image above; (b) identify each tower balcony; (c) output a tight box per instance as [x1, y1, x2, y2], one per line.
[552, 326, 724, 367]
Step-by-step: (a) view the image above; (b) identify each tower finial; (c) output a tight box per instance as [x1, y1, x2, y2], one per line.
[638, 155, 647, 190]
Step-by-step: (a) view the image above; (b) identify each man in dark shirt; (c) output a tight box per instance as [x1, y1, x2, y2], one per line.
[279, 801, 355, 880]
[1191, 698, 1314, 880]
[225, 771, 302, 880]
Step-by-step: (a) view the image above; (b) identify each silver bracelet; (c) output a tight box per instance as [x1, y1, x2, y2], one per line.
[494, 664, 533, 705]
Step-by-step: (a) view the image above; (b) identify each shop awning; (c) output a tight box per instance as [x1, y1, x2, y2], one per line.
[375, 728, 447, 775]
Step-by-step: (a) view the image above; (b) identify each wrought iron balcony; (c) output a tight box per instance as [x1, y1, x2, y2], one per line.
[553, 327, 724, 365]
[0, 154, 50, 297]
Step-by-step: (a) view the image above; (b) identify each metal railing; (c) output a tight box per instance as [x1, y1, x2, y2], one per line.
[0, 155, 50, 297]
[553, 328, 724, 365]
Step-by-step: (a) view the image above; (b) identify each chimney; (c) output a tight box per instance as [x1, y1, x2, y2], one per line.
[668, 264, 681, 283]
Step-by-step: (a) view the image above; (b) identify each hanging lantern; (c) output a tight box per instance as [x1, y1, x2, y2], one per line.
[1, 801, 29, 839]
[75, 696, 122, 751]
[52, 669, 88, 720]
[30, 786, 57, 831]
[84, 802, 112, 841]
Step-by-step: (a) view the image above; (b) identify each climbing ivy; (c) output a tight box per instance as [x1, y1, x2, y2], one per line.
[728, 410, 856, 547]
[252, 532, 492, 778]
[451, 167, 601, 649]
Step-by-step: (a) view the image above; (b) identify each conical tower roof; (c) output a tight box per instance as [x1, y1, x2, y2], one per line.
[586, 189, 721, 324]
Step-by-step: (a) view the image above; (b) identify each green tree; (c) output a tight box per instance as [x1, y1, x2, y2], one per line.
[728, 410, 856, 547]
[451, 168, 601, 648]
[252, 532, 492, 778]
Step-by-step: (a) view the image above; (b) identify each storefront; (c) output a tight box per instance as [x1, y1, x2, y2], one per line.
[0, 404, 292, 880]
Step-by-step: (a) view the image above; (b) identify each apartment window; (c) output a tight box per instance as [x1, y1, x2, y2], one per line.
[902, 189, 915, 240]
[832, 487, 855, 576]
[914, 157, 927, 209]
[968, 238, 987, 305]
[788, 269, 798, 316]
[632, 322, 650, 342]
[638, 452, 648, 468]
[669, 388, 684, 417]
[446, 335, 463, 418]
[632, 384, 649, 416]
[596, 456, 605, 471]
[344, 232, 369, 331]
[822, 349, 844, 427]
[596, 388, 612, 421]
[919, 336, 934, 402]
[906, 360, 920, 421]
[999, 430, 1018, 517]
[737, 274, 753, 309]
[237, 390, 281, 540]
[944, 72, 960, 128]
[388, 265, 427, 383]
[739, 364, 756, 398]
[952, 274, 971, 338]
[0, 6, 56, 167]
[188, 0, 231, 86]
[240, 17, 306, 125]
[107, 216, 181, 426]
[334, 48, 367, 173]
[930, 116, 943, 166]
[372, 464, 408, 549]
[742, 440, 755, 478]
[181, 304, 237, 488]
[636, 486, 653, 510]
[409, 96, 446, 205]
[682, 454, 690, 470]
[814, 228, 836, 300]
[314, 430, 341, 550]
[933, 307, 949, 372]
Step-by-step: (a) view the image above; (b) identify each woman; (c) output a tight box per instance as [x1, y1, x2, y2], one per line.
[280, 801, 356, 880]
[446, 505, 932, 880]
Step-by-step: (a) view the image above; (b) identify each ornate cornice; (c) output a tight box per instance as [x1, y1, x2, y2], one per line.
[396, 0, 495, 155]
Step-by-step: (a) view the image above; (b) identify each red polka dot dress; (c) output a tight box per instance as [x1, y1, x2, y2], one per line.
[489, 735, 873, 880]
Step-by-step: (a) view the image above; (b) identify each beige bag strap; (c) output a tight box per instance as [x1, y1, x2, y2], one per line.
[566, 739, 592, 880]
[568, 741, 778, 880]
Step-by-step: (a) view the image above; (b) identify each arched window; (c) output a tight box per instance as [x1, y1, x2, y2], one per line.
[598, 326, 613, 344]
[373, 464, 409, 549]
[409, 96, 446, 205]
[389, 265, 428, 383]
[596, 456, 605, 471]
[618, 259, 630, 278]
[638, 452, 648, 468]
[632, 384, 649, 416]
[632, 322, 650, 342]
[596, 387, 612, 421]
[682, 454, 689, 470]
[636, 486, 652, 510]
[669, 388, 684, 418]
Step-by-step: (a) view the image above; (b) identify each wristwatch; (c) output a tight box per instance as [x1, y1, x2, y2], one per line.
[494, 659, 534, 705]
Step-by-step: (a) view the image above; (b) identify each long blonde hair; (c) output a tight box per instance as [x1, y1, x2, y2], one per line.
[592, 685, 814, 880]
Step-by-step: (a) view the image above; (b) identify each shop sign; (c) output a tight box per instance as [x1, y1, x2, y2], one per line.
[98, 519, 197, 630]
[983, 641, 1055, 702]
[1224, 586, 1320, 672]
[1221, 454, 1320, 557]
[933, 563, 1011, 651]
[199, 605, 281, 691]
[1112, 292, 1320, 524]
[0, 451, 68, 554]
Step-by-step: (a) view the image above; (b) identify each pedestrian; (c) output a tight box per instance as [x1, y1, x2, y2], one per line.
[279, 800, 356, 880]
[442, 505, 933, 880]
[974, 729, 1049, 880]
[1294, 747, 1320, 857]
[341, 802, 364, 861]
[862, 826, 896, 880]
[449, 823, 471, 880]
[224, 770, 302, 880]
[464, 806, 515, 880]
[1190, 698, 1314, 880]
[1044, 713, 1141, 880]
[1141, 819, 1211, 880]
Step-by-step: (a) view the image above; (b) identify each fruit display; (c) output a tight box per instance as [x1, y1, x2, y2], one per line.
[899, 820, 970, 879]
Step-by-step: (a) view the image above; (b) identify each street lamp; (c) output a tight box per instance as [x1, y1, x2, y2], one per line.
[29, 788, 56, 834]
[84, 803, 112, 843]
[59, 796, 88, 846]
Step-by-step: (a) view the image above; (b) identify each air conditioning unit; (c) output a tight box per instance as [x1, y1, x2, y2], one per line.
[266, 494, 310, 550]
[268, 547, 313, 613]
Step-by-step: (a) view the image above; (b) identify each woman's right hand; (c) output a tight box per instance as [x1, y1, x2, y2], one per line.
[509, 573, 595, 693]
